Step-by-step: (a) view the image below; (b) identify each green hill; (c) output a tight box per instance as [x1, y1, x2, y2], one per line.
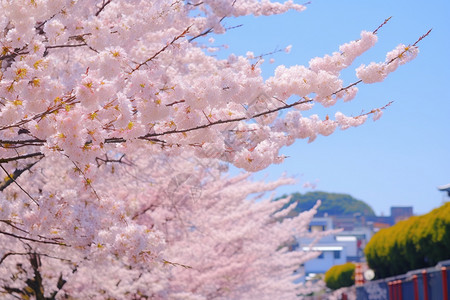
[280, 191, 375, 217]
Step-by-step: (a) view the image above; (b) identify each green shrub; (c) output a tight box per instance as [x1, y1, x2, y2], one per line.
[324, 262, 355, 290]
[365, 202, 450, 278]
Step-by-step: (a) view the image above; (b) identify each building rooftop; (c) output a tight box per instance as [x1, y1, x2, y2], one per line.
[302, 246, 344, 252]
[438, 183, 450, 196]
[438, 183, 450, 191]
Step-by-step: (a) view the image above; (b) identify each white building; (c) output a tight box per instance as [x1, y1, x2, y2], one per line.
[296, 216, 370, 279]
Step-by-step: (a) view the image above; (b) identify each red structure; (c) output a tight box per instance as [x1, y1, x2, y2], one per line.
[356, 261, 450, 300]
[393, 281, 398, 300]
[397, 280, 402, 300]
[422, 270, 429, 300]
[413, 275, 419, 300]
[355, 263, 365, 286]
[388, 281, 394, 300]
[442, 267, 448, 300]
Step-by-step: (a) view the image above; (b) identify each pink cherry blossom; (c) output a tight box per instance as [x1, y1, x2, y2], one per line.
[0, 0, 427, 298]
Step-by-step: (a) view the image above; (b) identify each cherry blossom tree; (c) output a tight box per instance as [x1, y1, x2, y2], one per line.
[0, 0, 428, 298]
[0, 153, 332, 299]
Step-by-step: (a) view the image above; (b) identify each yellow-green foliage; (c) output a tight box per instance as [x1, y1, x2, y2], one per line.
[365, 202, 450, 278]
[324, 262, 355, 290]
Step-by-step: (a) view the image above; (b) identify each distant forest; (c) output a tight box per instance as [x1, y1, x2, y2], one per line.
[279, 191, 376, 217]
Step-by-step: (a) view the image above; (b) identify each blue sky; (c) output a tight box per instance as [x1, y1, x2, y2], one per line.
[207, 0, 450, 215]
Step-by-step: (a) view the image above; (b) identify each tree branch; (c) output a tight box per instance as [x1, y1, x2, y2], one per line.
[0, 159, 42, 192]
[0, 252, 29, 265]
[373, 16, 392, 34]
[0, 95, 79, 132]
[46, 43, 89, 50]
[0, 30, 431, 159]
[95, 0, 112, 17]
[0, 152, 44, 164]
[142, 97, 313, 139]
[131, 25, 192, 73]
[0, 230, 67, 246]
[0, 162, 40, 205]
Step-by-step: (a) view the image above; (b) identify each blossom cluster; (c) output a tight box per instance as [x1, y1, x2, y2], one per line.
[0, 153, 328, 299]
[0, 0, 420, 173]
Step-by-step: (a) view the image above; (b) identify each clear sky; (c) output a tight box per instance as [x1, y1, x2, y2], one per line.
[209, 0, 450, 215]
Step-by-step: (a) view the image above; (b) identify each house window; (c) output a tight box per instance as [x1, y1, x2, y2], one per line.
[310, 225, 325, 232]
[334, 251, 341, 259]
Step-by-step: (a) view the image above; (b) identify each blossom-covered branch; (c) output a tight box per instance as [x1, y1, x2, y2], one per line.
[0, 0, 427, 172]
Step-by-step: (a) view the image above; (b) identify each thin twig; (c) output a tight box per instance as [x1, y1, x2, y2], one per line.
[45, 43, 89, 50]
[0, 164, 39, 205]
[386, 29, 432, 65]
[69, 159, 101, 201]
[0, 95, 79, 132]
[140, 97, 313, 139]
[373, 17, 392, 34]
[0, 159, 43, 191]
[0, 230, 66, 246]
[0, 152, 44, 164]
[412, 29, 432, 47]
[131, 26, 192, 73]
[95, 0, 112, 17]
